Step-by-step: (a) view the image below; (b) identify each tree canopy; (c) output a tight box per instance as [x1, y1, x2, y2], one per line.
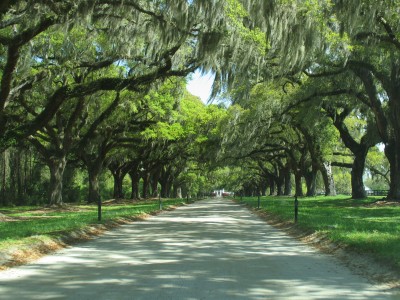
[0, 0, 399, 205]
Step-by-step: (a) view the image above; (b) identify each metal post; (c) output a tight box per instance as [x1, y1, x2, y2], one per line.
[257, 195, 260, 209]
[294, 195, 299, 223]
[97, 198, 102, 221]
[186, 194, 189, 203]
[159, 195, 162, 210]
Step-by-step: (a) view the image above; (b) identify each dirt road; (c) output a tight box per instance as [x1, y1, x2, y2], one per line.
[0, 198, 396, 299]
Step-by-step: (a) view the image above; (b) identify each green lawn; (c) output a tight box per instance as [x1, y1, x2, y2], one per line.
[0, 198, 186, 250]
[238, 195, 400, 267]
[3, 196, 399, 269]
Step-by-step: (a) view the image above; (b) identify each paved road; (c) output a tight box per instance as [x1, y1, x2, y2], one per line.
[0, 198, 397, 299]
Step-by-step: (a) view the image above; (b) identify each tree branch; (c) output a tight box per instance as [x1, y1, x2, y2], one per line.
[347, 60, 390, 89]
[377, 15, 400, 51]
[65, 97, 86, 141]
[367, 164, 390, 184]
[331, 161, 353, 168]
[0, 45, 20, 110]
[79, 92, 121, 148]
[333, 152, 354, 157]
[282, 89, 353, 115]
[0, 16, 56, 109]
[0, 0, 18, 18]
[303, 68, 346, 78]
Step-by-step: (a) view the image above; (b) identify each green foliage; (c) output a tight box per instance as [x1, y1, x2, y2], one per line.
[209, 166, 245, 192]
[224, 0, 267, 54]
[333, 169, 352, 195]
[140, 78, 186, 140]
[3, 0, 399, 205]
[365, 146, 390, 190]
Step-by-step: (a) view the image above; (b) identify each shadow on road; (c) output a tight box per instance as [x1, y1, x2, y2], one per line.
[0, 199, 393, 299]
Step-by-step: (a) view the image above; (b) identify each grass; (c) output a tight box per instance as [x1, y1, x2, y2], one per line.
[0, 198, 186, 250]
[3, 195, 399, 270]
[238, 195, 400, 268]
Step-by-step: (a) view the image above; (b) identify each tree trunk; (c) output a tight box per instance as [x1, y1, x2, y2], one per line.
[142, 172, 150, 199]
[276, 180, 284, 196]
[23, 150, 29, 200]
[87, 164, 102, 204]
[160, 175, 173, 198]
[268, 176, 275, 195]
[294, 172, 303, 197]
[160, 179, 169, 198]
[150, 169, 161, 197]
[84, 157, 104, 203]
[354, 67, 399, 200]
[321, 162, 336, 196]
[385, 89, 400, 200]
[181, 185, 189, 198]
[385, 142, 400, 200]
[305, 167, 317, 197]
[47, 156, 67, 206]
[9, 151, 17, 204]
[269, 184, 275, 196]
[276, 171, 284, 196]
[385, 86, 400, 200]
[243, 183, 254, 196]
[81, 148, 107, 204]
[16, 150, 24, 205]
[112, 172, 124, 199]
[1, 150, 7, 206]
[284, 171, 292, 196]
[175, 186, 182, 199]
[108, 162, 132, 200]
[159, 167, 172, 198]
[260, 178, 267, 196]
[129, 171, 140, 200]
[351, 149, 367, 199]
[166, 180, 173, 198]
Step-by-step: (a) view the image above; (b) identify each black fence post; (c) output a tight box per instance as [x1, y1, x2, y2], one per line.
[186, 194, 189, 204]
[294, 195, 299, 223]
[257, 195, 260, 209]
[98, 198, 102, 221]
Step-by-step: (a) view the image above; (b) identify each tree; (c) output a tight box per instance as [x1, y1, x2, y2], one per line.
[284, 74, 381, 199]
[1, 0, 232, 148]
[215, 1, 400, 200]
[270, 1, 400, 199]
[296, 1, 400, 199]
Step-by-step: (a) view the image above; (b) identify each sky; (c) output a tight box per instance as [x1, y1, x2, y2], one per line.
[186, 70, 215, 104]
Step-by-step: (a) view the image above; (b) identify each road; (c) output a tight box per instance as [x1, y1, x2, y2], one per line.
[0, 198, 396, 299]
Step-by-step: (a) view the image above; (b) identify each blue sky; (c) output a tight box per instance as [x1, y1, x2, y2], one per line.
[186, 70, 215, 104]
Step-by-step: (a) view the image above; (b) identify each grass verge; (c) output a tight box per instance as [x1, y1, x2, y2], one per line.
[0, 198, 187, 269]
[237, 195, 400, 269]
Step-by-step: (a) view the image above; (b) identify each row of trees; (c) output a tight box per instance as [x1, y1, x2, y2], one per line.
[0, 78, 227, 206]
[214, 78, 388, 198]
[0, 0, 236, 206]
[207, 0, 398, 200]
[1, 1, 399, 204]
